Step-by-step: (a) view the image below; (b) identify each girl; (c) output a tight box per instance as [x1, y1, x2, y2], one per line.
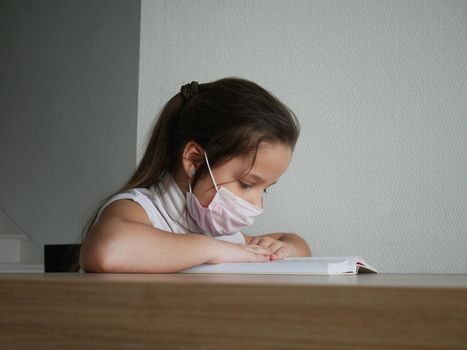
[79, 77, 311, 273]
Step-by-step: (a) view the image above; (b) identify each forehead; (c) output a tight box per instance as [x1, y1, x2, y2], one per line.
[220, 142, 292, 182]
[251, 142, 291, 176]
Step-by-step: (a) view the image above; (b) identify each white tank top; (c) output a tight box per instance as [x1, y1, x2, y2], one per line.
[91, 173, 246, 245]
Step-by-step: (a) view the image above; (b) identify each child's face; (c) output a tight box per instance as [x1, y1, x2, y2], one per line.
[193, 142, 292, 209]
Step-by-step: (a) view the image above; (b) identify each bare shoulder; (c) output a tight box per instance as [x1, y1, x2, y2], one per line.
[80, 199, 151, 272]
[98, 199, 151, 226]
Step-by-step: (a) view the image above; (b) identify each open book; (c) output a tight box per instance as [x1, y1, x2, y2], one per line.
[178, 256, 378, 275]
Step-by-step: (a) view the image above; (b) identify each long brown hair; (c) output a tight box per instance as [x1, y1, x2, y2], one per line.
[71, 76, 299, 271]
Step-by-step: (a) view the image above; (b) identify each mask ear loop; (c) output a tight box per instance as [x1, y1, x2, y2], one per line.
[203, 152, 219, 192]
[188, 168, 195, 193]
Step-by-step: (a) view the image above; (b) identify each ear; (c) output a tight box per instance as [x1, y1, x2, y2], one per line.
[181, 141, 204, 177]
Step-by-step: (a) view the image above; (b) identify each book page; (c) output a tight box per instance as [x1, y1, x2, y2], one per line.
[178, 256, 376, 275]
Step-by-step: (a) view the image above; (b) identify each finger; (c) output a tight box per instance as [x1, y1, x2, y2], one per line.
[250, 237, 259, 245]
[258, 240, 275, 249]
[268, 241, 284, 254]
[271, 247, 287, 260]
[253, 237, 276, 249]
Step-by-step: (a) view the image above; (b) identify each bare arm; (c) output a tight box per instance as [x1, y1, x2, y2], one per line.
[81, 199, 276, 272]
[80, 200, 218, 273]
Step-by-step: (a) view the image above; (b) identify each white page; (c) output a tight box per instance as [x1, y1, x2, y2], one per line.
[178, 256, 376, 275]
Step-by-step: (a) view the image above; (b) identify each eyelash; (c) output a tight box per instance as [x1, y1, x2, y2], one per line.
[239, 181, 268, 193]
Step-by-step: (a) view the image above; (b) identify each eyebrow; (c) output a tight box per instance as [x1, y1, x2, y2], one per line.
[244, 173, 278, 187]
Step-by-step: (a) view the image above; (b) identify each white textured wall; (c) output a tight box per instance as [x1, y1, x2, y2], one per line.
[138, 0, 467, 273]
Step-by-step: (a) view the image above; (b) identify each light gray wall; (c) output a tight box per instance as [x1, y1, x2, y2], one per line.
[138, 0, 467, 273]
[0, 1, 141, 250]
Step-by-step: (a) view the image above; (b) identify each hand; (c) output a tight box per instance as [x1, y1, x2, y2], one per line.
[206, 240, 273, 264]
[249, 236, 293, 261]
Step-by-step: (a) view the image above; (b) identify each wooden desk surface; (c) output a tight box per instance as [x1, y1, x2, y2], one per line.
[1, 272, 467, 288]
[1, 273, 466, 349]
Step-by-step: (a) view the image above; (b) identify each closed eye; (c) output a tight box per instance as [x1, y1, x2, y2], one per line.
[239, 181, 253, 190]
[240, 181, 272, 194]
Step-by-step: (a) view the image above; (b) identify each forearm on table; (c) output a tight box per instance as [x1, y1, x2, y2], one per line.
[80, 218, 218, 273]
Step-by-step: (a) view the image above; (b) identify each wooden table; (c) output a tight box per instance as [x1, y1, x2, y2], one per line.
[1, 273, 466, 349]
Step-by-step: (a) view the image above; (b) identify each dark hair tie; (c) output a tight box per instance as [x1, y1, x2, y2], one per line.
[180, 81, 199, 102]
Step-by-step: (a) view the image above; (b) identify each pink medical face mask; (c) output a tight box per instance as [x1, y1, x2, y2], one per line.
[186, 152, 263, 237]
